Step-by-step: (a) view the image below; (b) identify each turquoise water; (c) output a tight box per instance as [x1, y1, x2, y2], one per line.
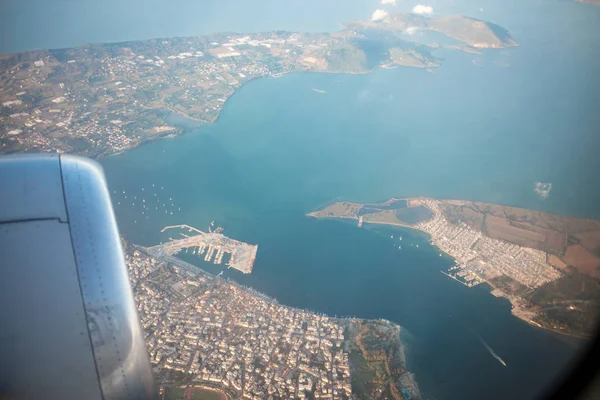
[97, 3, 600, 397]
[100, 60, 594, 399]
[4, 0, 599, 398]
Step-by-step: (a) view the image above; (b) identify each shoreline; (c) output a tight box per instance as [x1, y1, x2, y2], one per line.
[60, 66, 418, 162]
[308, 201, 591, 339]
[134, 244, 423, 398]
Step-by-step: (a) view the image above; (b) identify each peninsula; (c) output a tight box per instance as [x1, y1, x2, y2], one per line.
[0, 12, 517, 158]
[126, 241, 421, 400]
[309, 198, 600, 337]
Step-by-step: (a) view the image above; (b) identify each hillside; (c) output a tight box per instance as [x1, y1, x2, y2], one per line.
[346, 13, 518, 49]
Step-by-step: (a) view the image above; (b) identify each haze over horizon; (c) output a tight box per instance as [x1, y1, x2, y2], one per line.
[1, 0, 600, 399]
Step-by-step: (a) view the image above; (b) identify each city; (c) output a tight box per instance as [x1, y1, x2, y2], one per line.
[126, 243, 421, 400]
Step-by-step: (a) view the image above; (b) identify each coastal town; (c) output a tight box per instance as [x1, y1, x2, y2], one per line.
[0, 13, 516, 158]
[415, 199, 563, 289]
[126, 243, 421, 400]
[309, 197, 600, 336]
[308, 197, 565, 290]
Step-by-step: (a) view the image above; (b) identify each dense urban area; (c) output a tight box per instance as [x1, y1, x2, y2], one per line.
[0, 13, 515, 158]
[415, 199, 563, 289]
[126, 244, 421, 400]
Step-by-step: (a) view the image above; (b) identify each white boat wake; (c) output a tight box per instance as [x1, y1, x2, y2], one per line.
[478, 337, 507, 367]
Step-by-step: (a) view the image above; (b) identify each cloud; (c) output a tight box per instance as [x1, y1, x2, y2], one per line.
[405, 26, 419, 35]
[412, 4, 433, 15]
[371, 9, 389, 21]
[380, 0, 396, 5]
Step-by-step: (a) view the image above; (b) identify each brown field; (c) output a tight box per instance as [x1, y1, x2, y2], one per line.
[548, 254, 569, 272]
[484, 214, 565, 251]
[563, 245, 600, 279]
[439, 199, 600, 279]
[439, 202, 484, 229]
[572, 230, 600, 252]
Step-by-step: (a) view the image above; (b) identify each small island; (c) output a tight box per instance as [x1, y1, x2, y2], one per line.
[534, 182, 552, 198]
[346, 14, 518, 49]
[309, 198, 600, 337]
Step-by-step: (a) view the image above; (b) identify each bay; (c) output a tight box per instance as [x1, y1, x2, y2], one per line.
[100, 55, 594, 398]
[98, 3, 600, 396]
[4, 0, 595, 398]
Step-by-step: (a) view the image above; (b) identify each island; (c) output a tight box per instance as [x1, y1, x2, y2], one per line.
[309, 198, 600, 337]
[534, 182, 552, 198]
[346, 14, 518, 49]
[125, 241, 422, 400]
[0, 12, 517, 158]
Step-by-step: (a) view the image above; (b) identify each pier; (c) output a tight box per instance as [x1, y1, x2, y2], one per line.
[440, 271, 470, 287]
[146, 224, 258, 274]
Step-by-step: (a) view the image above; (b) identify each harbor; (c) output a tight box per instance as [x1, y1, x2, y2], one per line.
[145, 224, 258, 274]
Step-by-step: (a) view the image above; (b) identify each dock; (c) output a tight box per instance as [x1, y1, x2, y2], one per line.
[148, 224, 258, 274]
[440, 270, 470, 287]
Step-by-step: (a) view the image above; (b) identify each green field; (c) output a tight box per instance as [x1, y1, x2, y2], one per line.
[190, 388, 223, 400]
[164, 387, 185, 400]
[164, 387, 228, 400]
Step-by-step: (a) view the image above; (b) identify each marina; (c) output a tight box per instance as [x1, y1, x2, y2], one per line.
[146, 224, 258, 274]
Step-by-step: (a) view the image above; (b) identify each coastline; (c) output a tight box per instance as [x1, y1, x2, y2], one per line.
[133, 243, 423, 399]
[2, 10, 518, 160]
[307, 199, 594, 339]
[91, 69, 377, 161]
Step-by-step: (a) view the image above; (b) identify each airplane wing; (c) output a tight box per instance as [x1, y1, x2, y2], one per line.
[0, 154, 156, 399]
